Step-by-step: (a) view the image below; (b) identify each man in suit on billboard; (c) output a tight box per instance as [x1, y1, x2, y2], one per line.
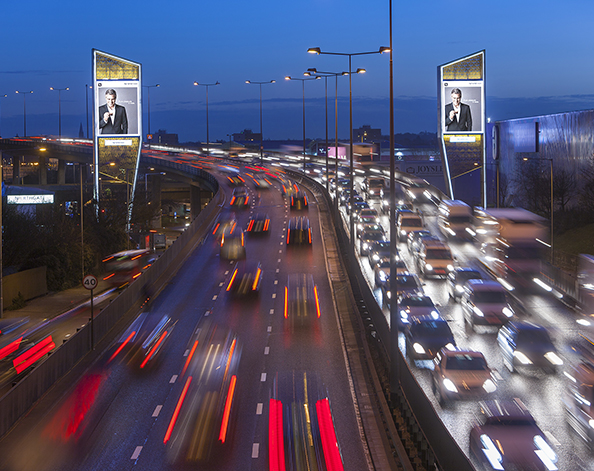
[445, 88, 472, 132]
[99, 89, 128, 134]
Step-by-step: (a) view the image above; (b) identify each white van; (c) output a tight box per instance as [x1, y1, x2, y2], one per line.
[438, 199, 473, 240]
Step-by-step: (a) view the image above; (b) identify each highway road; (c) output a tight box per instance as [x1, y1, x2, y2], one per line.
[0, 163, 371, 471]
[328, 167, 594, 471]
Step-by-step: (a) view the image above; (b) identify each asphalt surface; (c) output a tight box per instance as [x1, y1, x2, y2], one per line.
[0, 171, 373, 471]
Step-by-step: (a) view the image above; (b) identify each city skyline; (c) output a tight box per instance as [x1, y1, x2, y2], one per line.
[2, 0, 593, 142]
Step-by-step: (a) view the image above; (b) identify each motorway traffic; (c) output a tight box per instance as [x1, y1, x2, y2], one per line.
[0, 157, 371, 471]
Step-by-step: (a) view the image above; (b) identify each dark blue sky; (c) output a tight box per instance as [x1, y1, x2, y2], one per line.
[2, 0, 593, 142]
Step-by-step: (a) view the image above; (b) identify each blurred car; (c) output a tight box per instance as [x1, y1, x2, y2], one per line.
[382, 272, 424, 308]
[246, 212, 270, 235]
[469, 399, 558, 471]
[432, 348, 496, 405]
[414, 239, 455, 279]
[397, 210, 424, 241]
[350, 200, 370, 217]
[357, 208, 381, 227]
[407, 230, 437, 255]
[212, 212, 237, 240]
[404, 316, 456, 361]
[461, 279, 514, 331]
[287, 216, 312, 246]
[373, 256, 408, 287]
[447, 267, 482, 301]
[398, 295, 440, 326]
[357, 222, 384, 238]
[269, 371, 344, 470]
[361, 177, 385, 199]
[381, 199, 412, 215]
[229, 187, 250, 209]
[226, 260, 262, 296]
[368, 240, 391, 264]
[497, 321, 563, 373]
[220, 226, 246, 260]
[563, 339, 594, 449]
[290, 191, 308, 210]
[281, 181, 296, 198]
[252, 176, 271, 189]
[340, 188, 365, 207]
[226, 174, 245, 186]
[284, 273, 320, 327]
[166, 322, 241, 464]
[359, 228, 385, 256]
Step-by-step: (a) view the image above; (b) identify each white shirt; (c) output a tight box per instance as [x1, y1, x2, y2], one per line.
[108, 105, 116, 125]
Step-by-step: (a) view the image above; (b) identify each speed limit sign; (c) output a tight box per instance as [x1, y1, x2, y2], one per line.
[83, 274, 98, 291]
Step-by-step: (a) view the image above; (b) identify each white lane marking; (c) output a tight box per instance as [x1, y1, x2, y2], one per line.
[152, 405, 163, 417]
[131, 446, 143, 460]
[272, 293, 277, 299]
[205, 310, 210, 317]
[270, 309, 275, 314]
[267, 326, 272, 332]
[544, 430, 561, 447]
[261, 373, 267, 382]
[219, 282, 224, 287]
[224, 270, 229, 275]
[256, 403, 263, 415]
[183, 349, 189, 357]
[279, 241, 283, 245]
[276, 268, 280, 273]
[279, 250, 282, 253]
[264, 346, 270, 355]
[212, 295, 217, 300]
[274, 280, 278, 285]
[252, 443, 260, 458]
[278, 259, 281, 263]
[170, 375, 178, 384]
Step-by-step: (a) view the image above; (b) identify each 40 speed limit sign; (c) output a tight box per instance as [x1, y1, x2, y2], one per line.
[83, 274, 98, 290]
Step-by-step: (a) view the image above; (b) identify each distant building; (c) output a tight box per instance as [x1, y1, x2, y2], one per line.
[354, 125, 382, 143]
[152, 129, 179, 146]
[232, 129, 262, 143]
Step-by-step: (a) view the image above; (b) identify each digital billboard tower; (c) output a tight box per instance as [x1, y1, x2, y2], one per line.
[92, 50, 142, 213]
[438, 50, 486, 206]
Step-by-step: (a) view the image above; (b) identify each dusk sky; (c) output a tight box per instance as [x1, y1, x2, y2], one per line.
[2, 0, 593, 143]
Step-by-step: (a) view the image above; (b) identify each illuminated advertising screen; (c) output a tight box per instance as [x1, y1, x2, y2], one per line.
[92, 50, 142, 206]
[438, 51, 486, 205]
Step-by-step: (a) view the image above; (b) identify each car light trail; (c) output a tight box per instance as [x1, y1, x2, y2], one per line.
[218, 374, 237, 443]
[269, 398, 286, 471]
[140, 330, 168, 369]
[316, 398, 344, 471]
[13, 335, 56, 374]
[163, 376, 192, 444]
[108, 331, 136, 364]
[181, 340, 199, 377]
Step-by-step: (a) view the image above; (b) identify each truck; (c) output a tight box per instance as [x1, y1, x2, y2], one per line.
[438, 199, 473, 240]
[472, 207, 548, 290]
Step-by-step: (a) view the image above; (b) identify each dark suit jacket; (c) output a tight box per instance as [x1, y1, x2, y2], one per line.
[445, 102, 472, 132]
[99, 104, 128, 134]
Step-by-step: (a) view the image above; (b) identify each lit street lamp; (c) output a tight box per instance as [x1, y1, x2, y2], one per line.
[143, 84, 160, 145]
[284, 75, 320, 171]
[193, 81, 220, 155]
[308, 46, 389, 246]
[245, 80, 275, 163]
[50, 87, 69, 139]
[15, 90, 33, 137]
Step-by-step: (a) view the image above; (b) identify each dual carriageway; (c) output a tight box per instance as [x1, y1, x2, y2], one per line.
[0, 142, 591, 470]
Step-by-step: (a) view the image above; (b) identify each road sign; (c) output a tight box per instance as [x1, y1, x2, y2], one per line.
[83, 274, 98, 291]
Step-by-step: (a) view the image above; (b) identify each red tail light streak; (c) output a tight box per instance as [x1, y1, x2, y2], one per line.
[269, 398, 286, 471]
[316, 398, 344, 471]
[164, 376, 192, 444]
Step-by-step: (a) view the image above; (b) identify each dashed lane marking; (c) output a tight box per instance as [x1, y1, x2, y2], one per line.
[256, 403, 263, 415]
[152, 405, 162, 417]
[131, 446, 143, 460]
[261, 373, 267, 382]
[264, 346, 270, 355]
[170, 375, 178, 384]
[267, 326, 272, 332]
[252, 443, 260, 458]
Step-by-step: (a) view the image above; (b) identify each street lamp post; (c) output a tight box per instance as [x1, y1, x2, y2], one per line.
[50, 87, 69, 139]
[193, 81, 220, 155]
[246, 80, 275, 163]
[143, 84, 160, 146]
[85, 84, 92, 139]
[284, 75, 320, 171]
[15, 90, 33, 137]
[308, 46, 389, 247]
[305, 69, 351, 206]
[0, 94, 7, 138]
